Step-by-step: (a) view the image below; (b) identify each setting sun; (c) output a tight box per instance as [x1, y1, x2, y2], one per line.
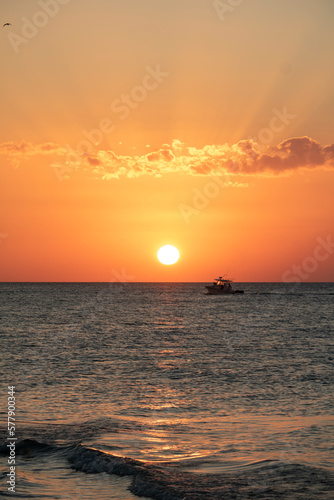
[157, 245, 180, 266]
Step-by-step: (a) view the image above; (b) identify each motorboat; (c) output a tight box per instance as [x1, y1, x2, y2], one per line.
[205, 277, 244, 295]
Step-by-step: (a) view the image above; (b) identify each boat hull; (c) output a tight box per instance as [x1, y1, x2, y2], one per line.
[205, 286, 244, 295]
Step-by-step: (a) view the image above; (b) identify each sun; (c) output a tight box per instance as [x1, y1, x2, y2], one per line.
[157, 245, 180, 265]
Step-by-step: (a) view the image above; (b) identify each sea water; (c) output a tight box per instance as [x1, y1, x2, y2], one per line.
[0, 282, 333, 499]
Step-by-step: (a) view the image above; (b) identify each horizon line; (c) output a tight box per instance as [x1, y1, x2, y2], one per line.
[0, 281, 333, 284]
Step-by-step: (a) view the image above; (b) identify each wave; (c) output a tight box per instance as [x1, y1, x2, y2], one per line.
[252, 291, 334, 296]
[0, 418, 124, 447]
[2, 439, 333, 499]
[69, 445, 334, 499]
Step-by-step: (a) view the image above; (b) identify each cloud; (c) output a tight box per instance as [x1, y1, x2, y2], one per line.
[256, 137, 333, 173]
[1, 137, 334, 179]
[87, 137, 334, 179]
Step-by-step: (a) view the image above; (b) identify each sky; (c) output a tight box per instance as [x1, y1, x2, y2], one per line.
[0, 0, 333, 282]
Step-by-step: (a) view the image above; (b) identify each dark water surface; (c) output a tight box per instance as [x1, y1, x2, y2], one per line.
[0, 282, 333, 499]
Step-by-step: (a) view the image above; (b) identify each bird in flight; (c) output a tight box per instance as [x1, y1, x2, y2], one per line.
[3, 23, 11, 27]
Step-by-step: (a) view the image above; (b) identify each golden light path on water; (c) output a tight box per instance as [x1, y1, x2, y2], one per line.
[93, 413, 334, 468]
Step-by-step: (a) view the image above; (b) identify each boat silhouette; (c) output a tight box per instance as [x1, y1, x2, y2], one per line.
[205, 277, 244, 295]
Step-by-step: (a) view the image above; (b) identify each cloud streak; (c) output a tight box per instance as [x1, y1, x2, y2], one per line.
[0, 141, 66, 156]
[0, 141, 66, 168]
[1, 137, 334, 179]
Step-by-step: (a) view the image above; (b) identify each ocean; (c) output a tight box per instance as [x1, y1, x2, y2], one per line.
[0, 282, 333, 499]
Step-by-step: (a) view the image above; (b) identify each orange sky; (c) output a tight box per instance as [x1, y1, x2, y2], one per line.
[1, 0, 333, 282]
